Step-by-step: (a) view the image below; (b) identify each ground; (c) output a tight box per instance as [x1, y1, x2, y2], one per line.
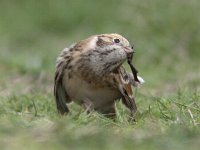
[0, 0, 200, 150]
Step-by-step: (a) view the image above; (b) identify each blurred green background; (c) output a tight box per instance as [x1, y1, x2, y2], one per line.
[0, 0, 200, 150]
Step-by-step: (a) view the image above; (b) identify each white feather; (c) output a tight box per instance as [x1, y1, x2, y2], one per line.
[137, 76, 145, 84]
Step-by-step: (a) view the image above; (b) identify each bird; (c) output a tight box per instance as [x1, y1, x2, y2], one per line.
[54, 33, 144, 118]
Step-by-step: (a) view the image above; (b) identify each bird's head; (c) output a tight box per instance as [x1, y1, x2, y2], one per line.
[94, 33, 134, 58]
[87, 33, 134, 74]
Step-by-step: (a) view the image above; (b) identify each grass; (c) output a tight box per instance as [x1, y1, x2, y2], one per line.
[0, 0, 200, 149]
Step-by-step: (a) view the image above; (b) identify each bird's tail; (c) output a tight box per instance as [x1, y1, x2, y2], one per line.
[54, 62, 70, 115]
[54, 81, 70, 115]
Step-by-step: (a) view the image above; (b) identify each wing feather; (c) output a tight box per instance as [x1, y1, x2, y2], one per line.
[116, 67, 137, 114]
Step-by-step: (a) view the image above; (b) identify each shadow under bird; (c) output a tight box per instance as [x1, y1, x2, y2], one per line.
[54, 33, 144, 118]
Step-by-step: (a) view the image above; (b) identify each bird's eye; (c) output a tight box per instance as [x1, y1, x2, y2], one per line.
[113, 39, 120, 43]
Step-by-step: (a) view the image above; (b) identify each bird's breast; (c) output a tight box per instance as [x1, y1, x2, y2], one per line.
[63, 73, 122, 107]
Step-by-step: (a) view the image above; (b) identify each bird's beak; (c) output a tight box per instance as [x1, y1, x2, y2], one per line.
[123, 46, 134, 54]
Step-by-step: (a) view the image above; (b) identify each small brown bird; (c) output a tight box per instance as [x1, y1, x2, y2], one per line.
[54, 33, 144, 118]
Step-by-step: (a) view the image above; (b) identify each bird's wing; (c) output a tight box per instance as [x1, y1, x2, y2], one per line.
[115, 67, 137, 114]
[54, 48, 72, 115]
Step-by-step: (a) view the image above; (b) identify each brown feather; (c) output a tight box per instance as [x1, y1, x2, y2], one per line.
[54, 59, 70, 115]
[117, 67, 137, 114]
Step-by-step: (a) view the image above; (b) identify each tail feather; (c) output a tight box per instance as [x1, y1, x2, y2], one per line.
[54, 80, 69, 115]
[54, 62, 70, 115]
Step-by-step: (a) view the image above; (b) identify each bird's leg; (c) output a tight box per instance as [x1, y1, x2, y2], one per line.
[82, 98, 94, 114]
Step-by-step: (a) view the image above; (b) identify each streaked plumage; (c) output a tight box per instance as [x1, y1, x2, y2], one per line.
[54, 33, 144, 118]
